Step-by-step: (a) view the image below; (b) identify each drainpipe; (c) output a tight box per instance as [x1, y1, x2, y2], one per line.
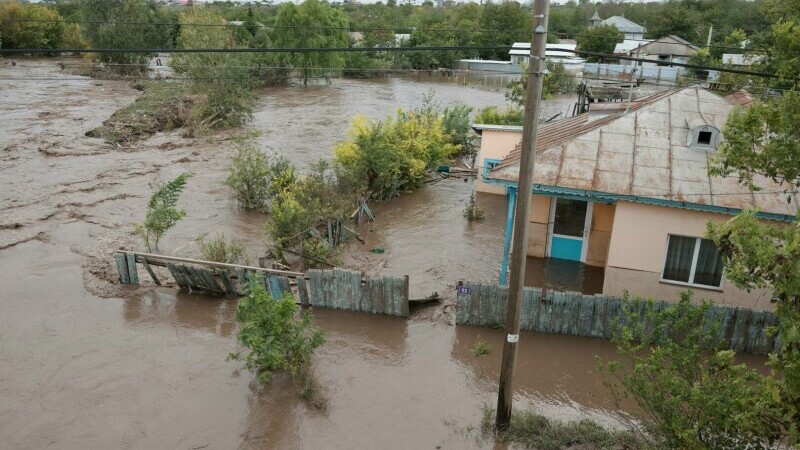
[500, 186, 518, 285]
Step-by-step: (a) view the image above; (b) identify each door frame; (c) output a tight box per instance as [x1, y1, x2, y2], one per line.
[546, 197, 593, 263]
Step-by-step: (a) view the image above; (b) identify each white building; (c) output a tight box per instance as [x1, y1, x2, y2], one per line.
[509, 42, 586, 73]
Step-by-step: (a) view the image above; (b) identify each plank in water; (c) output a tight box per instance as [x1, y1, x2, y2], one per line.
[125, 252, 139, 285]
[115, 253, 130, 284]
[141, 258, 161, 286]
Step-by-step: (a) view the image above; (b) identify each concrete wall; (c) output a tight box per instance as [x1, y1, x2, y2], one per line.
[604, 202, 774, 311]
[475, 130, 521, 195]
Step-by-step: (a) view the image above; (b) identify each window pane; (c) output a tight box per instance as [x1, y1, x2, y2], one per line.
[693, 239, 724, 287]
[663, 235, 695, 283]
[552, 198, 587, 237]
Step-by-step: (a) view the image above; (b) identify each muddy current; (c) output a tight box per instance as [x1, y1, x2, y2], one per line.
[2, 59, 639, 449]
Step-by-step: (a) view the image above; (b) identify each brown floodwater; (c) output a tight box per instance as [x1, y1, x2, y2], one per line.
[0, 59, 760, 449]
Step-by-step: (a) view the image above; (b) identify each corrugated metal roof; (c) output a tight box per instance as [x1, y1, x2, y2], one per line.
[487, 86, 799, 218]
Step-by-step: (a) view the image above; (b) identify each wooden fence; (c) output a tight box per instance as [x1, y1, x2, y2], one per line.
[455, 282, 779, 356]
[115, 251, 409, 317]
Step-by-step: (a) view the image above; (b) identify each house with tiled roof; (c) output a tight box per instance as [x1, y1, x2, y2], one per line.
[598, 15, 646, 40]
[472, 86, 797, 311]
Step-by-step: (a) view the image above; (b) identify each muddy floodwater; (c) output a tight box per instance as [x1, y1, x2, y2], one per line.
[2, 59, 657, 449]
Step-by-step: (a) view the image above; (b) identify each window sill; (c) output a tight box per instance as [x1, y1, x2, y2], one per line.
[659, 279, 723, 292]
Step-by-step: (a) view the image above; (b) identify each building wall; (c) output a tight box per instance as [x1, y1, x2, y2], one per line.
[475, 130, 521, 195]
[523, 196, 613, 268]
[586, 202, 615, 267]
[526, 194, 552, 258]
[603, 201, 774, 311]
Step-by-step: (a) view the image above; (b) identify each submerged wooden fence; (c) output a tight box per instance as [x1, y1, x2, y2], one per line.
[455, 282, 780, 356]
[115, 251, 409, 317]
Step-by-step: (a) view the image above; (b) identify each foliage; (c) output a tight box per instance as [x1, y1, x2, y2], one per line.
[506, 62, 578, 107]
[471, 338, 491, 356]
[577, 25, 622, 63]
[334, 109, 458, 200]
[600, 293, 786, 449]
[225, 140, 272, 211]
[686, 48, 716, 79]
[266, 160, 352, 258]
[231, 277, 325, 384]
[0, 2, 64, 50]
[173, 7, 254, 128]
[196, 233, 246, 265]
[647, 2, 702, 43]
[414, 91, 474, 155]
[463, 192, 485, 222]
[473, 106, 524, 126]
[476, 0, 530, 61]
[271, 0, 349, 85]
[481, 405, 650, 450]
[711, 92, 800, 190]
[707, 213, 800, 444]
[79, 0, 172, 71]
[134, 172, 192, 252]
[302, 238, 341, 269]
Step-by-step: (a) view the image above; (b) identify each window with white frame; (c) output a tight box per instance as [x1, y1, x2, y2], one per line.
[662, 235, 724, 288]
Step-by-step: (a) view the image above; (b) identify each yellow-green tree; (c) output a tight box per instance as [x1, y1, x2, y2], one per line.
[334, 109, 458, 199]
[0, 2, 64, 50]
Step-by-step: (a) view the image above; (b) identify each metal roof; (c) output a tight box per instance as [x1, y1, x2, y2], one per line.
[601, 16, 646, 34]
[487, 86, 799, 220]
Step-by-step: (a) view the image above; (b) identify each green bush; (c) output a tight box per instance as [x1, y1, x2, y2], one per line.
[231, 277, 325, 384]
[334, 109, 458, 199]
[474, 106, 524, 126]
[197, 233, 246, 264]
[134, 172, 192, 252]
[225, 141, 272, 211]
[600, 293, 786, 449]
[463, 192, 485, 221]
[471, 339, 491, 356]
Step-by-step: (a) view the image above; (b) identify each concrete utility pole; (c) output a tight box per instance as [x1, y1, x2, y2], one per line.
[495, 0, 550, 430]
[707, 25, 713, 47]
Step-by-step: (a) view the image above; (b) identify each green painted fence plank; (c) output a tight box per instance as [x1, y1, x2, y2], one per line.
[125, 252, 138, 285]
[115, 253, 129, 284]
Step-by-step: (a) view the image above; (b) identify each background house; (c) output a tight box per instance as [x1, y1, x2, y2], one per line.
[595, 15, 646, 40]
[623, 35, 699, 67]
[473, 87, 796, 311]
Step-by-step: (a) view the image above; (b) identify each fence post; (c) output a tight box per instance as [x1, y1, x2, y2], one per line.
[115, 253, 129, 284]
[125, 251, 138, 285]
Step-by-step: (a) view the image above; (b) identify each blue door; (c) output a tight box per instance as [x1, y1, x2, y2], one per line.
[549, 198, 589, 262]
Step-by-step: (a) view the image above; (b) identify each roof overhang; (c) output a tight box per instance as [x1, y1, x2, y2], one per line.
[483, 176, 797, 222]
[471, 124, 524, 135]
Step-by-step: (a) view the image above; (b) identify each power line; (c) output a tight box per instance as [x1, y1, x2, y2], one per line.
[0, 45, 512, 54]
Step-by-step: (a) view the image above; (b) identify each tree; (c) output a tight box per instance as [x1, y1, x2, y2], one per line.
[646, 2, 702, 43]
[506, 62, 577, 107]
[173, 7, 254, 128]
[577, 24, 621, 63]
[703, 6, 800, 444]
[271, 0, 350, 85]
[0, 2, 64, 50]
[79, 0, 172, 71]
[601, 294, 786, 448]
[134, 172, 192, 252]
[477, 0, 530, 61]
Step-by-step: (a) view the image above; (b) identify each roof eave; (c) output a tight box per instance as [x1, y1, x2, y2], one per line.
[483, 176, 797, 222]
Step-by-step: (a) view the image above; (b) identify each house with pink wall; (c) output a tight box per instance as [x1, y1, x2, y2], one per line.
[473, 86, 797, 311]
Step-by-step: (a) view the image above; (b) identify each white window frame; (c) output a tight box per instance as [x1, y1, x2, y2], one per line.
[659, 234, 724, 291]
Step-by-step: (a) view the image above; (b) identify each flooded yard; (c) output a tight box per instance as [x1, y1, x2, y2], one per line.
[1, 59, 637, 449]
